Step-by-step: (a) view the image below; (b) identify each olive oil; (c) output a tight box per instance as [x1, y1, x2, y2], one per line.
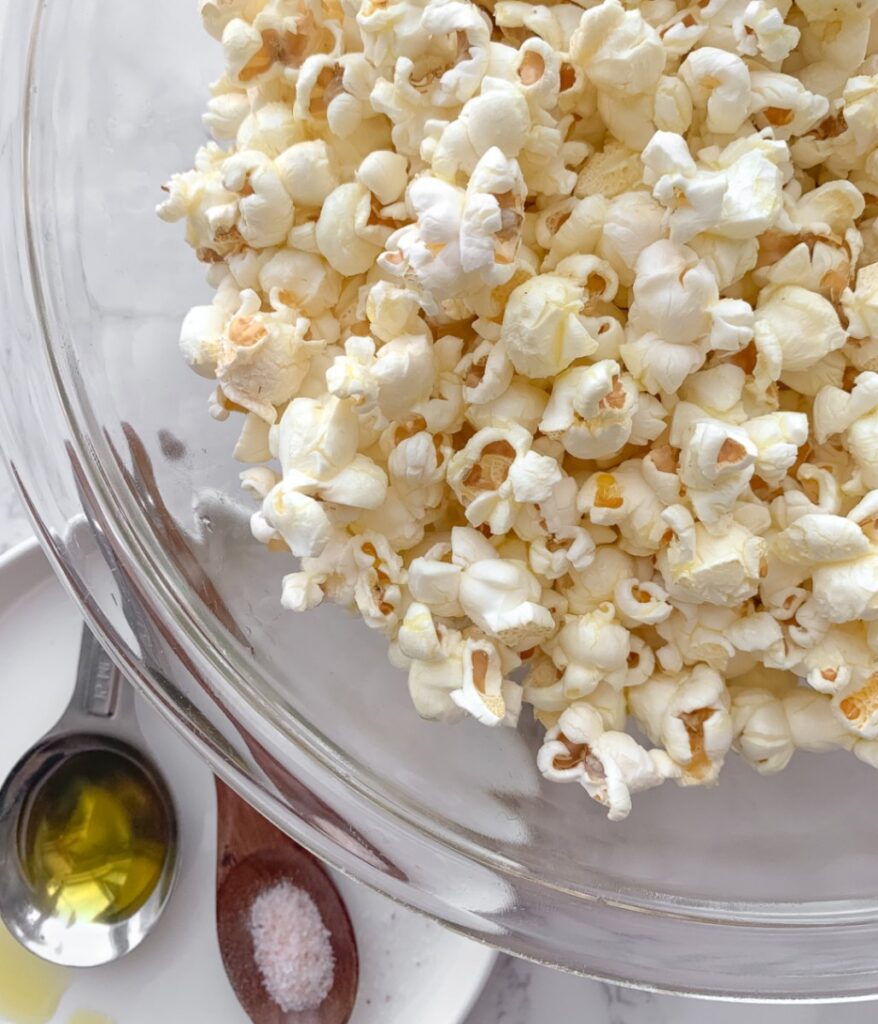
[0, 921, 68, 1024]
[19, 750, 170, 926]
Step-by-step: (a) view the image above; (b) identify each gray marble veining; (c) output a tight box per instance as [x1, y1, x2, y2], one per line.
[1, 456, 877, 1023]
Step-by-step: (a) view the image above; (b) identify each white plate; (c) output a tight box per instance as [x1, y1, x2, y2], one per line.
[0, 540, 496, 1024]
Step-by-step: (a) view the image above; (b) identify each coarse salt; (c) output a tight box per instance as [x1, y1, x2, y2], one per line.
[248, 880, 335, 1013]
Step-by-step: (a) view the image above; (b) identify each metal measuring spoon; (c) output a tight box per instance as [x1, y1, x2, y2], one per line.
[0, 626, 178, 967]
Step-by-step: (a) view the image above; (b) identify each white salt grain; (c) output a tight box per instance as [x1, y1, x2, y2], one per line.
[249, 880, 336, 1013]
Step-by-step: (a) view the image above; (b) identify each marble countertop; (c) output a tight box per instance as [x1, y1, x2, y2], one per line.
[0, 459, 874, 1024]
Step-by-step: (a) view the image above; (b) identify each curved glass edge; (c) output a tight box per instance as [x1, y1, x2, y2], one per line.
[4, 0, 878, 1001]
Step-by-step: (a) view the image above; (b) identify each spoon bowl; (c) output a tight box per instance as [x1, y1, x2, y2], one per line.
[216, 779, 358, 1024]
[0, 629, 179, 967]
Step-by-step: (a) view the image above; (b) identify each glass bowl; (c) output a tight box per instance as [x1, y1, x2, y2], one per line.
[3, 0, 878, 1003]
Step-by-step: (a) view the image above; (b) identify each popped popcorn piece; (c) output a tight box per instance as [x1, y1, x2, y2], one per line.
[256, 393, 388, 556]
[845, 264, 878, 341]
[446, 424, 561, 534]
[657, 505, 767, 606]
[748, 71, 829, 140]
[622, 240, 731, 394]
[677, 417, 757, 524]
[326, 332, 435, 418]
[458, 554, 556, 649]
[523, 476, 597, 580]
[200, 0, 267, 42]
[630, 665, 733, 784]
[380, 147, 526, 316]
[541, 360, 640, 460]
[500, 261, 616, 378]
[317, 182, 391, 276]
[754, 285, 847, 373]
[570, 0, 665, 148]
[578, 462, 668, 556]
[216, 289, 314, 422]
[544, 602, 630, 698]
[537, 702, 680, 820]
[614, 578, 672, 626]
[276, 140, 339, 208]
[180, 303, 229, 378]
[680, 47, 751, 135]
[732, 2, 799, 63]
[730, 686, 796, 774]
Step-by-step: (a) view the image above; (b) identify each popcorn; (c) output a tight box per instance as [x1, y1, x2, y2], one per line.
[748, 72, 829, 140]
[446, 424, 561, 533]
[570, 1, 665, 97]
[641, 131, 786, 245]
[732, 1, 799, 63]
[501, 257, 619, 378]
[260, 483, 333, 557]
[200, 0, 267, 42]
[844, 264, 878, 342]
[398, 601, 442, 661]
[655, 605, 739, 672]
[657, 506, 766, 606]
[167, 0, 878, 817]
[772, 514, 870, 567]
[613, 578, 672, 626]
[544, 603, 630, 699]
[523, 476, 596, 579]
[622, 240, 726, 394]
[316, 182, 392, 276]
[380, 147, 526, 316]
[754, 285, 847, 373]
[275, 140, 339, 208]
[677, 417, 757, 524]
[458, 556, 556, 649]
[596, 191, 665, 286]
[630, 665, 733, 784]
[222, 150, 295, 248]
[180, 303, 229, 378]
[350, 532, 406, 631]
[215, 289, 313, 422]
[811, 554, 878, 624]
[537, 702, 680, 820]
[408, 546, 464, 616]
[730, 686, 796, 774]
[327, 332, 435, 418]
[578, 461, 668, 555]
[833, 672, 878, 739]
[234, 412, 273, 462]
[679, 47, 751, 135]
[236, 102, 302, 157]
[256, 394, 388, 555]
[540, 360, 642, 460]
[205, 78, 252, 141]
[258, 249, 341, 317]
[450, 635, 523, 727]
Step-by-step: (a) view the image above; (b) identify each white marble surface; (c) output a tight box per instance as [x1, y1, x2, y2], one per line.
[1, 458, 877, 1023]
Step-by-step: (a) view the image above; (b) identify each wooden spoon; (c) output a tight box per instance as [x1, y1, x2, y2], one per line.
[215, 778, 359, 1024]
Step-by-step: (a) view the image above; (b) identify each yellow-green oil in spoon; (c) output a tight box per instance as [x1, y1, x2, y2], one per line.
[20, 750, 169, 926]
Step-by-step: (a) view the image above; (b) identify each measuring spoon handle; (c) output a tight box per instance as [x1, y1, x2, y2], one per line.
[55, 625, 134, 733]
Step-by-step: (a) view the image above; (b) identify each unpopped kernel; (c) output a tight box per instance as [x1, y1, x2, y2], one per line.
[162, 0, 878, 819]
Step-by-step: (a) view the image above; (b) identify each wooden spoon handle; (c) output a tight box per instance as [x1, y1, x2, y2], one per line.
[216, 777, 286, 887]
